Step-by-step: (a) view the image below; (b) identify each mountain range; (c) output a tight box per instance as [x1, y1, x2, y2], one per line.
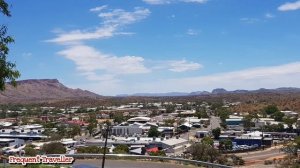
[118, 87, 300, 97]
[1, 79, 300, 104]
[0, 79, 101, 104]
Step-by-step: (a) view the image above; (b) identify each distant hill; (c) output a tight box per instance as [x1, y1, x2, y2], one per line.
[118, 87, 300, 97]
[0, 79, 101, 104]
[117, 92, 191, 97]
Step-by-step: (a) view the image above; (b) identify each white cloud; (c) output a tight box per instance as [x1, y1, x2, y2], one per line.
[46, 26, 116, 44]
[278, 0, 300, 11]
[265, 13, 275, 19]
[22, 52, 32, 59]
[98, 7, 150, 26]
[168, 60, 203, 72]
[58, 45, 151, 79]
[47, 7, 150, 44]
[127, 62, 300, 94]
[186, 29, 199, 36]
[240, 17, 260, 24]
[181, 0, 207, 3]
[48, 6, 204, 90]
[47, 7, 150, 82]
[90, 5, 108, 12]
[142, 0, 172, 5]
[143, 0, 207, 5]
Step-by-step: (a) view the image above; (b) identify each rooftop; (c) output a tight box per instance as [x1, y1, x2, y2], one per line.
[128, 117, 151, 122]
[161, 138, 188, 146]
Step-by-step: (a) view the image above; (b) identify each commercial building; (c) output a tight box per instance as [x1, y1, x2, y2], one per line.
[0, 124, 46, 140]
[127, 117, 151, 124]
[111, 125, 143, 136]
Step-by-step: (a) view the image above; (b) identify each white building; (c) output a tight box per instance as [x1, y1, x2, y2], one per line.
[160, 137, 189, 153]
[0, 124, 46, 140]
[281, 111, 298, 118]
[111, 125, 143, 136]
[127, 117, 151, 124]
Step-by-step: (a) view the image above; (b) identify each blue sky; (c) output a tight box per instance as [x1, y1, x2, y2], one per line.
[4, 0, 300, 95]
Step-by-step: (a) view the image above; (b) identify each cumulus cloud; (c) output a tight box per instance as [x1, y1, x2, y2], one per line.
[186, 29, 199, 36]
[48, 6, 202, 86]
[278, 0, 300, 11]
[181, 0, 207, 3]
[98, 7, 150, 26]
[47, 7, 150, 44]
[57, 45, 151, 80]
[168, 60, 203, 72]
[46, 26, 116, 44]
[90, 5, 108, 12]
[240, 17, 260, 24]
[143, 0, 207, 5]
[47, 6, 153, 83]
[265, 13, 275, 19]
[142, 0, 172, 5]
[127, 62, 300, 94]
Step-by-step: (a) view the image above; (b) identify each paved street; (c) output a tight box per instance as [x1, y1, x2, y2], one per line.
[209, 116, 221, 130]
[73, 159, 198, 168]
[236, 147, 286, 165]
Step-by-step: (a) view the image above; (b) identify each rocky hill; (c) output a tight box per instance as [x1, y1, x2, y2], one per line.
[118, 87, 300, 97]
[0, 79, 101, 104]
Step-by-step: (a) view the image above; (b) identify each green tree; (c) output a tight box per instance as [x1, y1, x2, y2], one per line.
[0, 0, 20, 91]
[196, 107, 209, 118]
[42, 142, 66, 154]
[69, 125, 81, 137]
[271, 111, 285, 121]
[219, 139, 233, 151]
[48, 133, 63, 141]
[189, 143, 220, 163]
[217, 107, 230, 129]
[113, 145, 129, 154]
[57, 124, 67, 137]
[77, 146, 108, 154]
[87, 122, 96, 136]
[87, 113, 98, 136]
[24, 147, 38, 156]
[0, 110, 6, 118]
[165, 105, 175, 113]
[283, 117, 297, 131]
[163, 119, 175, 127]
[264, 105, 279, 115]
[149, 150, 166, 156]
[242, 115, 254, 130]
[264, 123, 285, 132]
[148, 126, 160, 137]
[202, 136, 214, 146]
[212, 127, 221, 139]
[113, 113, 125, 124]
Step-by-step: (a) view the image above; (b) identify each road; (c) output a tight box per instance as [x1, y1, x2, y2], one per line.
[73, 159, 198, 168]
[209, 116, 221, 130]
[236, 147, 286, 164]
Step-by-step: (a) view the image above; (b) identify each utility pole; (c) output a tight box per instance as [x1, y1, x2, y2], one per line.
[101, 124, 110, 168]
[188, 117, 190, 141]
